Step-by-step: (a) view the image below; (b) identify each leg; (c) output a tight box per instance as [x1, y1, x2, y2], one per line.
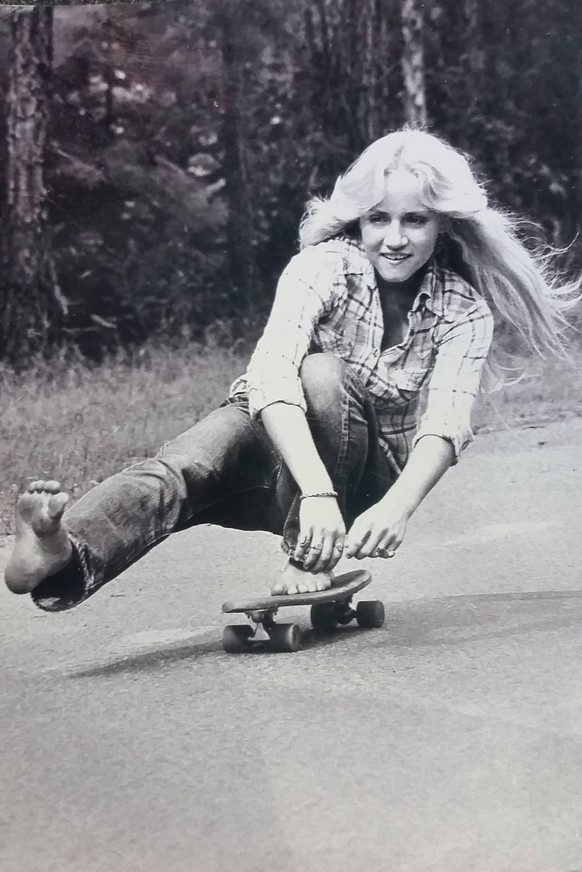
[274, 353, 394, 594]
[5, 402, 279, 610]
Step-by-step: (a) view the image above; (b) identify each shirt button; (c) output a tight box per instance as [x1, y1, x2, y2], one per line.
[373, 349, 379, 358]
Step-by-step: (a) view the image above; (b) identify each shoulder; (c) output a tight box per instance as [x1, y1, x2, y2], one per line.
[284, 236, 368, 278]
[435, 265, 493, 325]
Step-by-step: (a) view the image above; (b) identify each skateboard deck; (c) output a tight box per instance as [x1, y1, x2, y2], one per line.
[222, 569, 372, 614]
[221, 570, 384, 654]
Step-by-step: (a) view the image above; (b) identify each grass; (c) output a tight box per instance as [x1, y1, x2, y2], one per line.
[0, 342, 249, 536]
[1, 341, 581, 536]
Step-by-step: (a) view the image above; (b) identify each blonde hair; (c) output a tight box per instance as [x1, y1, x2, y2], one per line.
[300, 129, 580, 375]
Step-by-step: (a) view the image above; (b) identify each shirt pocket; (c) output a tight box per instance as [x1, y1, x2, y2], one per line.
[387, 367, 429, 404]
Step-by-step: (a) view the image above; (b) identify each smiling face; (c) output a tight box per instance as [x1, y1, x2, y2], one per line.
[359, 170, 440, 285]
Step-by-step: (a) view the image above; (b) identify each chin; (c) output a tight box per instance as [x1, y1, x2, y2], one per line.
[378, 265, 416, 282]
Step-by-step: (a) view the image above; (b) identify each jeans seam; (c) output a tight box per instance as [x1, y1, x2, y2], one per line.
[75, 482, 275, 587]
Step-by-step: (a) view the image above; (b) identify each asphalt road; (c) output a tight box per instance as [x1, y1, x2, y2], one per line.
[1, 419, 582, 872]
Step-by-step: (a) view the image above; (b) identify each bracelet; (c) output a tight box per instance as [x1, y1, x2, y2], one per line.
[299, 491, 338, 501]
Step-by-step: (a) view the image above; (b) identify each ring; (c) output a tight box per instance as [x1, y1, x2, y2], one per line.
[298, 535, 311, 546]
[387, 550, 396, 558]
[308, 544, 323, 552]
[375, 548, 388, 558]
[334, 542, 344, 551]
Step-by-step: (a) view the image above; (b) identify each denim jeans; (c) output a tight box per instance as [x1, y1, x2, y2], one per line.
[32, 354, 395, 611]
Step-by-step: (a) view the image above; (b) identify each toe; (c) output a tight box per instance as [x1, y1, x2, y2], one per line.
[47, 493, 68, 519]
[18, 492, 36, 510]
[321, 575, 333, 591]
[45, 481, 61, 494]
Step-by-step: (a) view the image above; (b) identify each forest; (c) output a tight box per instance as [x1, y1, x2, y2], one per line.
[0, 0, 580, 365]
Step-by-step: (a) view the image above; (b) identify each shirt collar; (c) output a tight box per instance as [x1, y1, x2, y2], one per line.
[412, 261, 444, 319]
[355, 238, 449, 321]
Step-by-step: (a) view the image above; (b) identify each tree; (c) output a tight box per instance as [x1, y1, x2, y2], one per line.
[401, 0, 427, 127]
[1, 7, 66, 363]
[215, 0, 258, 311]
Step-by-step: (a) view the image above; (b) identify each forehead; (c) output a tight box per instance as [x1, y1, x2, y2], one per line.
[373, 170, 428, 213]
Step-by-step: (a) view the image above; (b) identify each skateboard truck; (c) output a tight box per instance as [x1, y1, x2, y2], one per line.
[221, 570, 384, 654]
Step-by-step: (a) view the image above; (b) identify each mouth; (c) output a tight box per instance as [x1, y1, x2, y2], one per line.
[381, 253, 412, 263]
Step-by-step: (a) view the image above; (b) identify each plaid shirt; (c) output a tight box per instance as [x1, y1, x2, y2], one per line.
[230, 237, 494, 473]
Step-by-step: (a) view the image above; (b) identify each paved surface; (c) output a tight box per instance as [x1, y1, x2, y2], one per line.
[1, 419, 582, 872]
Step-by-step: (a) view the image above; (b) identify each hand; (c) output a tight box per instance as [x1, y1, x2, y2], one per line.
[345, 497, 409, 560]
[294, 497, 346, 573]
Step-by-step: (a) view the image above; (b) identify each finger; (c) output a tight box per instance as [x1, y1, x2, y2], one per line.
[326, 537, 346, 572]
[345, 526, 368, 559]
[303, 540, 324, 571]
[345, 527, 375, 559]
[373, 546, 397, 559]
[373, 535, 399, 559]
[355, 530, 386, 560]
[312, 534, 336, 574]
[294, 529, 313, 563]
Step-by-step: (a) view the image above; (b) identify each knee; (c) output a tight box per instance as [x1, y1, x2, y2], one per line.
[300, 353, 348, 413]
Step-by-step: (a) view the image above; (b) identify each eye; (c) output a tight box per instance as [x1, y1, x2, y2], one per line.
[367, 212, 388, 225]
[405, 213, 429, 226]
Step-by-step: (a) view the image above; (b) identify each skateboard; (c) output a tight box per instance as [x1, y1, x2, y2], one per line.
[221, 569, 384, 654]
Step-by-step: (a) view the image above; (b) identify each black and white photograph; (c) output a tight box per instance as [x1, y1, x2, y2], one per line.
[1, 1, 581, 870]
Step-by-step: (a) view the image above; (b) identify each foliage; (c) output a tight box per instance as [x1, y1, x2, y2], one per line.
[0, 0, 580, 360]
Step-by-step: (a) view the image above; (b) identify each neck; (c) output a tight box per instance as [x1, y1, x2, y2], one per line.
[375, 261, 430, 306]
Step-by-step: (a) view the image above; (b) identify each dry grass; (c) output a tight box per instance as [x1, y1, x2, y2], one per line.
[0, 342, 249, 535]
[1, 341, 581, 536]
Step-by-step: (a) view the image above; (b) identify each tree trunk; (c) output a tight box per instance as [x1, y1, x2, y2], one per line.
[357, 0, 380, 145]
[217, 2, 257, 312]
[1, 7, 64, 363]
[401, 0, 427, 127]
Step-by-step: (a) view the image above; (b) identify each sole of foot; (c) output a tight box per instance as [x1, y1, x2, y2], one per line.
[4, 480, 72, 595]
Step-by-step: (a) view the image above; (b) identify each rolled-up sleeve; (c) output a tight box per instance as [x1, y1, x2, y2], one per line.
[246, 245, 343, 418]
[412, 298, 494, 462]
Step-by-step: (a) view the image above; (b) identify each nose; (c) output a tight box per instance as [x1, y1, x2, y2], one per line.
[384, 221, 408, 249]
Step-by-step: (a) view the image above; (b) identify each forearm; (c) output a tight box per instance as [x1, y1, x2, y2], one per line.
[381, 434, 454, 518]
[260, 402, 333, 494]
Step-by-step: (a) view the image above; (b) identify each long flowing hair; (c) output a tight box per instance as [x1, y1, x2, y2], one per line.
[299, 130, 580, 379]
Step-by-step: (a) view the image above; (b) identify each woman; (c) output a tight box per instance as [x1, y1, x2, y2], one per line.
[4, 129, 578, 610]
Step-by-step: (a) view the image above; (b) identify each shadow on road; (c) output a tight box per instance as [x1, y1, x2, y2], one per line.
[61, 587, 582, 679]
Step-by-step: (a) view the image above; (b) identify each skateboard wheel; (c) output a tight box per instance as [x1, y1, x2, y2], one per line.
[310, 603, 338, 633]
[356, 600, 385, 629]
[222, 624, 254, 653]
[269, 623, 302, 653]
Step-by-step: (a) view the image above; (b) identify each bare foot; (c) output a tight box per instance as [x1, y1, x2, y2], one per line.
[4, 481, 72, 595]
[271, 560, 333, 596]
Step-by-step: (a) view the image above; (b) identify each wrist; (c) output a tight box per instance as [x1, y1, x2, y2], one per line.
[295, 473, 334, 494]
[379, 488, 415, 520]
